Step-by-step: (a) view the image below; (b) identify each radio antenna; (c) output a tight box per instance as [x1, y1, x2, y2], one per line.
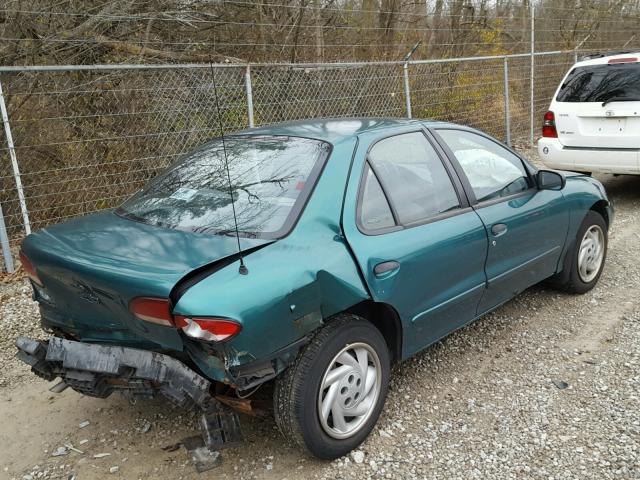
[209, 60, 248, 275]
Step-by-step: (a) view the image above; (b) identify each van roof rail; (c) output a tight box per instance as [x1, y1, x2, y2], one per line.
[579, 50, 637, 61]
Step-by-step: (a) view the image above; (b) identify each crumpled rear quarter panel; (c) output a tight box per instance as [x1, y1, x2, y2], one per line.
[173, 138, 371, 383]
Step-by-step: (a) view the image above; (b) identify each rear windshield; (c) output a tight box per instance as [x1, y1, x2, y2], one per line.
[117, 135, 330, 238]
[556, 62, 640, 102]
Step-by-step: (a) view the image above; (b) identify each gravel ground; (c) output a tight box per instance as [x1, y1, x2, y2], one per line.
[1, 172, 639, 480]
[0, 280, 41, 388]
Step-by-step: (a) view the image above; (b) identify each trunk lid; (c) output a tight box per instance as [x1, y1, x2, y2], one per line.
[22, 211, 269, 350]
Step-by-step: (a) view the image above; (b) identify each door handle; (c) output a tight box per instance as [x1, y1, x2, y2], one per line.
[491, 223, 508, 236]
[373, 261, 400, 277]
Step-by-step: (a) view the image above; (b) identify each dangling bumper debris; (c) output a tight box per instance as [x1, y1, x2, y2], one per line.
[15, 336, 243, 461]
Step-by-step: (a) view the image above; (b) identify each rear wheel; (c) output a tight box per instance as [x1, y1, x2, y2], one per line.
[273, 314, 390, 459]
[557, 210, 607, 294]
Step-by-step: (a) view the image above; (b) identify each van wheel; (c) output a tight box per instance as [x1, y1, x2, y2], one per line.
[558, 211, 607, 294]
[273, 314, 390, 459]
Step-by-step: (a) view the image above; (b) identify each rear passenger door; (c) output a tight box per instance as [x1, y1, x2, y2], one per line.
[434, 128, 569, 314]
[343, 130, 489, 359]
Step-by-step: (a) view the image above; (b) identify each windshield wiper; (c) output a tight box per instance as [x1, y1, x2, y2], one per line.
[601, 96, 640, 107]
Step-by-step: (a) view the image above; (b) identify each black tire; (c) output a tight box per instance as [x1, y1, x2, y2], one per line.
[557, 210, 607, 294]
[273, 314, 390, 459]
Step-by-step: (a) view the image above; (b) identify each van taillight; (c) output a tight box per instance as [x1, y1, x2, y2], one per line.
[608, 57, 638, 64]
[129, 297, 173, 327]
[542, 111, 558, 138]
[19, 251, 42, 286]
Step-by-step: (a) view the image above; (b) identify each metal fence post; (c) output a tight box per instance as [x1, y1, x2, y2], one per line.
[530, 3, 535, 147]
[503, 57, 511, 147]
[574, 50, 579, 64]
[0, 202, 14, 273]
[0, 79, 31, 235]
[244, 65, 255, 128]
[403, 62, 412, 119]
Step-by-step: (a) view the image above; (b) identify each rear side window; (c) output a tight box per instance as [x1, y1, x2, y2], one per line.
[556, 63, 640, 103]
[437, 129, 530, 203]
[367, 132, 460, 226]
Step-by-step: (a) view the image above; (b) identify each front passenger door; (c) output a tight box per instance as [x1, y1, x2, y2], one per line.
[434, 129, 570, 314]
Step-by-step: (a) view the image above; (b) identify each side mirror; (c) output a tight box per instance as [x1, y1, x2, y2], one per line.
[537, 170, 565, 190]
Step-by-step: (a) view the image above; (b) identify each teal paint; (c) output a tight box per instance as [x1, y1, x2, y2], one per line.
[21, 119, 611, 385]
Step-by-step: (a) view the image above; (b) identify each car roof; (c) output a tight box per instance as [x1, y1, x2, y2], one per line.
[575, 50, 640, 68]
[233, 117, 452, 144]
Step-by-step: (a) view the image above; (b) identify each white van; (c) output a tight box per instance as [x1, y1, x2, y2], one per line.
[538, 51, 640, 175]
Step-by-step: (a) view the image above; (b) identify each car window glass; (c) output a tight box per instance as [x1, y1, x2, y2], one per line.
[556, 63, 640, 103]
[437, 130, 530, 202]
[360, 165, 395, 231]
[118, 136, 329, 238]
[368, 132, 460, 225]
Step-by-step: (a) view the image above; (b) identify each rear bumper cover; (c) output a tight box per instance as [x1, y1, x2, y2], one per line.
[538, 137, 640, 174]
[16, 336, 214, 410]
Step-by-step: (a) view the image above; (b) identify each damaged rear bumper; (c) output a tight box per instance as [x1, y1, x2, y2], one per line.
[16, 336, 214, 410]
[15, 336, 243, 451]
[16, 337, 242, 449]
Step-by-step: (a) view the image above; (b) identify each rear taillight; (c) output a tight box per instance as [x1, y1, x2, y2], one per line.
[19, 251, 42, 286]
[542, 111, 558, 138]
[129, 297, 173, 327]
[129, 298, 241, 342]
[175, 316, 242, 342]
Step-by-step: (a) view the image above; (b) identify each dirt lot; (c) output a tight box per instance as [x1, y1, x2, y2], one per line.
[1, 173, 639, 480]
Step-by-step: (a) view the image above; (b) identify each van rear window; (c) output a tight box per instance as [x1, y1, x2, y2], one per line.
[556, 63, 640, 102]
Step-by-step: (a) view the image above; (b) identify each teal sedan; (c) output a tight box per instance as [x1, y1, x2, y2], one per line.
[17, 118, 612, 459]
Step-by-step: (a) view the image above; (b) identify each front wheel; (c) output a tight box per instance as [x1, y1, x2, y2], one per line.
[561, 210, 607, 294]
[273, 314, 390, 459]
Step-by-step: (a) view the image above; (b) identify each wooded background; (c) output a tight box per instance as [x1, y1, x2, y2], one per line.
[1, 0, 639, 65]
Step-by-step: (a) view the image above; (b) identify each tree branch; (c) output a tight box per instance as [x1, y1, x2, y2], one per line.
[93, 34, 245, 63]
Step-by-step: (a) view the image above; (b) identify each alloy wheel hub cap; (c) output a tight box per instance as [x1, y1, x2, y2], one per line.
[578, 225, 604, 283]
[317, 342, 382, 440]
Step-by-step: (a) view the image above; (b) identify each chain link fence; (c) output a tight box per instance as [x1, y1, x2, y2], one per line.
[0, 49, 584, 271]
